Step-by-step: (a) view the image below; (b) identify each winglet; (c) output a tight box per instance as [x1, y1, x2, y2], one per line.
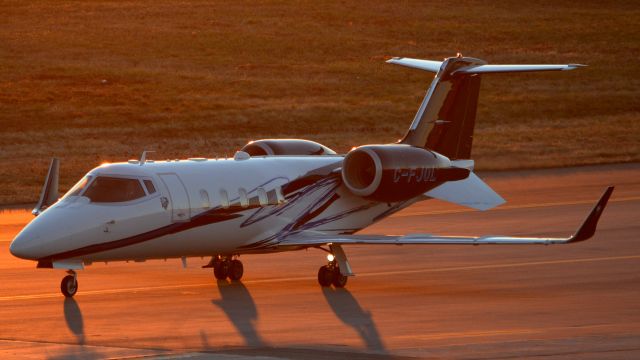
[568, 186, 614, 243]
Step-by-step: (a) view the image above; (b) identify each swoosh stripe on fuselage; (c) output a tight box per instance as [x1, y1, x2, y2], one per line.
[38, 207, 247, 263]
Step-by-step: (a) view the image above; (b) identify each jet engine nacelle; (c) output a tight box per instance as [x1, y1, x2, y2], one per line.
[341, 145, 470, 202]
[241, 139, 336, 156]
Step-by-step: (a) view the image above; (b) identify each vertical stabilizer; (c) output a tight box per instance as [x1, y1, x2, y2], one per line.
[393, 55, 485, 160]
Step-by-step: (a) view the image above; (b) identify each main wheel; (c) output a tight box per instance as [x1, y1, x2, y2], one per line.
[317, 265, 333, 287]
[214, 260, 230, 280]
[228, 259, 244, 281]
[332, 270, 348, 288]
[61, 275, 78, 297]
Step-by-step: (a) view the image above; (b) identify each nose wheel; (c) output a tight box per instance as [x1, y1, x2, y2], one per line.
[61, 270, 78, 297]
[212, 256, 244, 281]
[318, 260, 347, 288]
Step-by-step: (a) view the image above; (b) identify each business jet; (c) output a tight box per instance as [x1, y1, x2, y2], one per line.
[10, 54, 613, 297]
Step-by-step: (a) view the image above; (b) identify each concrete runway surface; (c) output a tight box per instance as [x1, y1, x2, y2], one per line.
[1, 163, 639, 359]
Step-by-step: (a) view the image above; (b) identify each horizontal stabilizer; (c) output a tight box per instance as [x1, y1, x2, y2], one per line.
[386, 57, 585, 74]
[386, 57, 443, 73]
[455, 64, 586, 74]
[425, 172, 505, 210]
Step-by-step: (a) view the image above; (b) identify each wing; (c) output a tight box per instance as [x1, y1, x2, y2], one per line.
[278, 187, 613, 248]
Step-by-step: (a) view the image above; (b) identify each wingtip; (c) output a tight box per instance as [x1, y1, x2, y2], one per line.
[568, 186, 614, 243]
[565, 64, 588, 70]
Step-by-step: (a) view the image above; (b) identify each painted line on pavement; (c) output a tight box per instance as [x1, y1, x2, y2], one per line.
[392, 323, 640, 341]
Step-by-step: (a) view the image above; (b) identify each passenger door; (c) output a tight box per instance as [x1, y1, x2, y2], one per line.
[159, 173, 191, 222]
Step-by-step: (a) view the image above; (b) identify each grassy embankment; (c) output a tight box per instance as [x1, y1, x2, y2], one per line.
[1, 1, 638, 204]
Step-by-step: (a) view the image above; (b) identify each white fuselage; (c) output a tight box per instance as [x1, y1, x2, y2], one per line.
[11, 155, 415, 264]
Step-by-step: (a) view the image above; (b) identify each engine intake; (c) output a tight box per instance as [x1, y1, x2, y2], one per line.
[341, 145, 469, 202]
[241, 139, 336, 156]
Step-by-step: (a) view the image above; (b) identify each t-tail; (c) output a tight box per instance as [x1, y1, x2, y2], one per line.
[386, 54, 585, 209]
[388, 54, 585, 160]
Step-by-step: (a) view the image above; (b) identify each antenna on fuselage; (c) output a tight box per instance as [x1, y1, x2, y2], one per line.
[139, 150, 155, 166]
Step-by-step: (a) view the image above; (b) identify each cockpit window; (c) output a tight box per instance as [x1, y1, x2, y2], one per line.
[63, 175, 92, 199]
[143, 179, 156, 194]
[83, 176, 146, 203]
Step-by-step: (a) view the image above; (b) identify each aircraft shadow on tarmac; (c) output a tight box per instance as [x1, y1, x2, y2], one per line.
[46, 298, 101, 360]
[208, 280, 386, 354]
[63, 298, 85, 345]
[321, 287, 387, 353]
[211, 279, 265, 347]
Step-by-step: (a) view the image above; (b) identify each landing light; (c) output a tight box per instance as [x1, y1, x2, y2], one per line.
[327, 254, 335, 262]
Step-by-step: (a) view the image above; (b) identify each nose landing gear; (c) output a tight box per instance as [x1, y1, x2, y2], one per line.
[61, 270, 78, 297]
[210, 255, 244, 281]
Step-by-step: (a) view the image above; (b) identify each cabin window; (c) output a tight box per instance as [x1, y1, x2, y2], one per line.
[266, 189, 278, 205]
[83, 176, 146, 203]
[263, 187, 285, 205]
[249, 195, 260, 207]
[219, 189, 230, 208]
[63, 175, 92, 198]
[143, 179, 156, 194]
[238, 188, 249, 208]
[257, 188, 268, 205]
[266, 187, 285, 205]
[200, 189, 210, 208]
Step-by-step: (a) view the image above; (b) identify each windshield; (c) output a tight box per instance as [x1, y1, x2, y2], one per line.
[83, 176, 146, 203]
[62, 175, 92, 199]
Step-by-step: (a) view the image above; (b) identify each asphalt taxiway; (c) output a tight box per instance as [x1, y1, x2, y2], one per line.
[1, 163, 639, 359]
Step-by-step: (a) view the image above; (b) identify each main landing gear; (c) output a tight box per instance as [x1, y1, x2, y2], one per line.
[317, 257, 348, 288]
[209, 255, 244, 281]
[61, 270, 78, 297]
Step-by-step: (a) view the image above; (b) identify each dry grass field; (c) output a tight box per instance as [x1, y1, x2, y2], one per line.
[1, 0, 639, 204]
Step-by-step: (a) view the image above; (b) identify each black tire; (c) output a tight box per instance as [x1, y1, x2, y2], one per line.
[332, 270, 348, 288]
[214, 261, 229, 280]
[229, 259, 244, 281]
[61, 275, 78, 297]
[317, 265, 333, 287]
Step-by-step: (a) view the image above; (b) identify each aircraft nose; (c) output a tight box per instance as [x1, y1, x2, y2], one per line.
[10, 229, 40, 260]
